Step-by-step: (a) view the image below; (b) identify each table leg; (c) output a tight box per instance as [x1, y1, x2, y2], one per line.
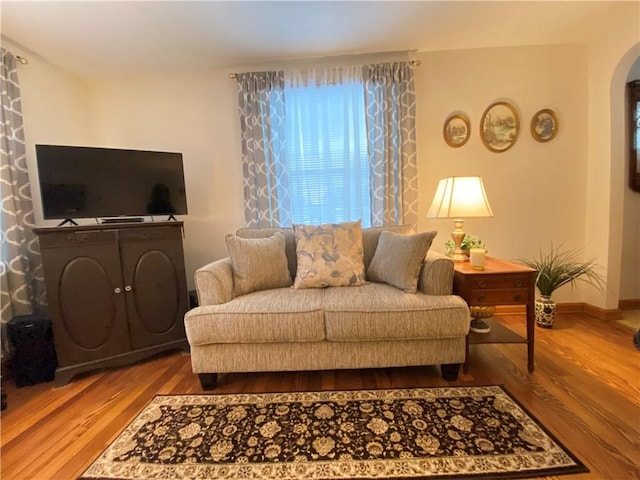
[526, 300, 535, 372]
[463, 334, 470, 373]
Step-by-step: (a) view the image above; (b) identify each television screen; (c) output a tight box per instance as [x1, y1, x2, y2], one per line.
[35, 145, 188, 220]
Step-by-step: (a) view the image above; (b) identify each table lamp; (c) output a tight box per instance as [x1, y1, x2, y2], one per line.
[426, 176, 494, 262]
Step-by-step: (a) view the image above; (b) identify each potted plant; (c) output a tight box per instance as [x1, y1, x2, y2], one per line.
[445, 234, 485, 257]
[520, 245, 604, 328]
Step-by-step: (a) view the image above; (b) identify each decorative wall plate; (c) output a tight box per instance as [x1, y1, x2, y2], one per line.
[531, 109, 558, 142]
[443, 113, 470, 148]
[480, 101, 520, 153]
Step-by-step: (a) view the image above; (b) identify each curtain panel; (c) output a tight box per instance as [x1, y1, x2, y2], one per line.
[0, 48, 46, 356]
[236, 71, 290, 227]
[363, 62, 418, 226]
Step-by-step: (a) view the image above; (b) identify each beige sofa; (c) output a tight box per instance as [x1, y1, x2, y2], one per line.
[184, 226, 470, 389]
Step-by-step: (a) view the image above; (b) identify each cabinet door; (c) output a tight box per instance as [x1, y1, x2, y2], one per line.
[118, 226, 188, 349]
[38, 231, 131, 366]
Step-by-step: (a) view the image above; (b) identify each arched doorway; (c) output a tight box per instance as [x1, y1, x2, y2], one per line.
[611, 44, 640, 312]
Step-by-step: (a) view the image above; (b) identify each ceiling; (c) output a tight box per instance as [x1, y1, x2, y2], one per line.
[0, 1, 628, 79]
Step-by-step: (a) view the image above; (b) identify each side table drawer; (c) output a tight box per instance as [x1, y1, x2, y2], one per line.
[469, 289, 529, 305]
[471, 275, 529, 290]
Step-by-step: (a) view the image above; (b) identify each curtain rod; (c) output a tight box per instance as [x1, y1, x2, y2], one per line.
[228, 59, 422, 79]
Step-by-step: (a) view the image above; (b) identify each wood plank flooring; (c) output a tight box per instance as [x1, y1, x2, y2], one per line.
[1, 312, 639, 479]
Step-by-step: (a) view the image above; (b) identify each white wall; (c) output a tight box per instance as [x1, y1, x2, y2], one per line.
[1, 37, 92, 223]
[5, 11, 638, 302]
[84, 47, 591, 295]
[584, 3, 639, 310]
[416, 44, 589, 304]
[86, 71, 245, 280]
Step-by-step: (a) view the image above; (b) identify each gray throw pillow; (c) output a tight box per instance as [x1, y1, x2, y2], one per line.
[226, 232, 292, 296]
[367, 230, 437, 293]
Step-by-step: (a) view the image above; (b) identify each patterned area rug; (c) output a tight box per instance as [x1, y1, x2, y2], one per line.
[81, 386, 588, 480]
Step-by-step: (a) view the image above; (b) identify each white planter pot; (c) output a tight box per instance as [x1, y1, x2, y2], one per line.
[535, 295, 556, 328]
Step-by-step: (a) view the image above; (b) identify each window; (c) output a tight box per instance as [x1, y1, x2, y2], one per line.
[283, 78, 371, 226]
[236, 63, 417, 228]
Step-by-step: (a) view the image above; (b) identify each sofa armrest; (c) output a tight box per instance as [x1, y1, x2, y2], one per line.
[417, 250, 455, 295]
[194, 257, 234, 306]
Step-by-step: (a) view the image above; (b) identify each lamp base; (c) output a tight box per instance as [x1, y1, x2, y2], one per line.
[450, 219, 467, 262]
[451, 251, 468, 262]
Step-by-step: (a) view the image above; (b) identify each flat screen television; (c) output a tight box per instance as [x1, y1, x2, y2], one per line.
[35, 145, 188, 223]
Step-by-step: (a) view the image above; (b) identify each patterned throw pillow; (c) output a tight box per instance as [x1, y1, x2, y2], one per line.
[226, 232, 293, 296]
[367, 230, 437, 293]
[293, 221, 366, 289]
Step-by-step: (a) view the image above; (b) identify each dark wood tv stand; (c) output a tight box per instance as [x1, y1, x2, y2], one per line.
[34, 222, 189, 386]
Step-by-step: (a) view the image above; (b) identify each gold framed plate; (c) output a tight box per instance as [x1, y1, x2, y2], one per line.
[480, 101, 520, 153]
[443, 114, 470, 148]
[531, 109, 559, 142]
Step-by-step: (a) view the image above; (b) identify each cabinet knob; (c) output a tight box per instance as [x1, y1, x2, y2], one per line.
[514, 294, 522, 302]
[515, 280, 523, 287]
[125, 285, 132, 292]
[478, 280, 486, 288]
[477, 295, 486, 302]
[114, 287, 122, 294]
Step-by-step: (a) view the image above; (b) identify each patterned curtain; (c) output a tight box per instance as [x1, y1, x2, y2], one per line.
[363, 62, 418, 227]
[236, 71, 290, 227]
[0, 48, 46, 356]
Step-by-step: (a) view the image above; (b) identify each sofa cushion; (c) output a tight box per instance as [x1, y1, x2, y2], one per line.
[184, 288, 326, 345]
[225, 232, 292, 296]
[236, 227, 297, 281]
[293, 221, 366, 289]
[323, 283, 469, 342]
[361, 225, 415, 270]
[367, 230, 437, 293]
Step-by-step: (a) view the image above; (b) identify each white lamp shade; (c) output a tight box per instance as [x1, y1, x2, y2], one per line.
[426, 176, 494, 218]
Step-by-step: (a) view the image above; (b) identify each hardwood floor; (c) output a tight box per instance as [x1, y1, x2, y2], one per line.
[1, 312, 639, 479]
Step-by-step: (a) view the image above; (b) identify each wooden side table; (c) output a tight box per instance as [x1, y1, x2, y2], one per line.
[453, 257, 537, 373]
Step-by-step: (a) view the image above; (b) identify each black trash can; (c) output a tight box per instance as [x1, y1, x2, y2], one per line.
[189, 290, 199, 309]
[7, 313, 58, 387]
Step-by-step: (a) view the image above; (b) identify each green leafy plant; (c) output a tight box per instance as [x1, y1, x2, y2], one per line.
[519, 245, 604, 297]
[445, 234, 486, 256]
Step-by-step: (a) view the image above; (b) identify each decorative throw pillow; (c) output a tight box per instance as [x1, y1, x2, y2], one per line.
[293, 221, 366, 289]
[225, 232, 292, 296]
[367, 230, 437, 293]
